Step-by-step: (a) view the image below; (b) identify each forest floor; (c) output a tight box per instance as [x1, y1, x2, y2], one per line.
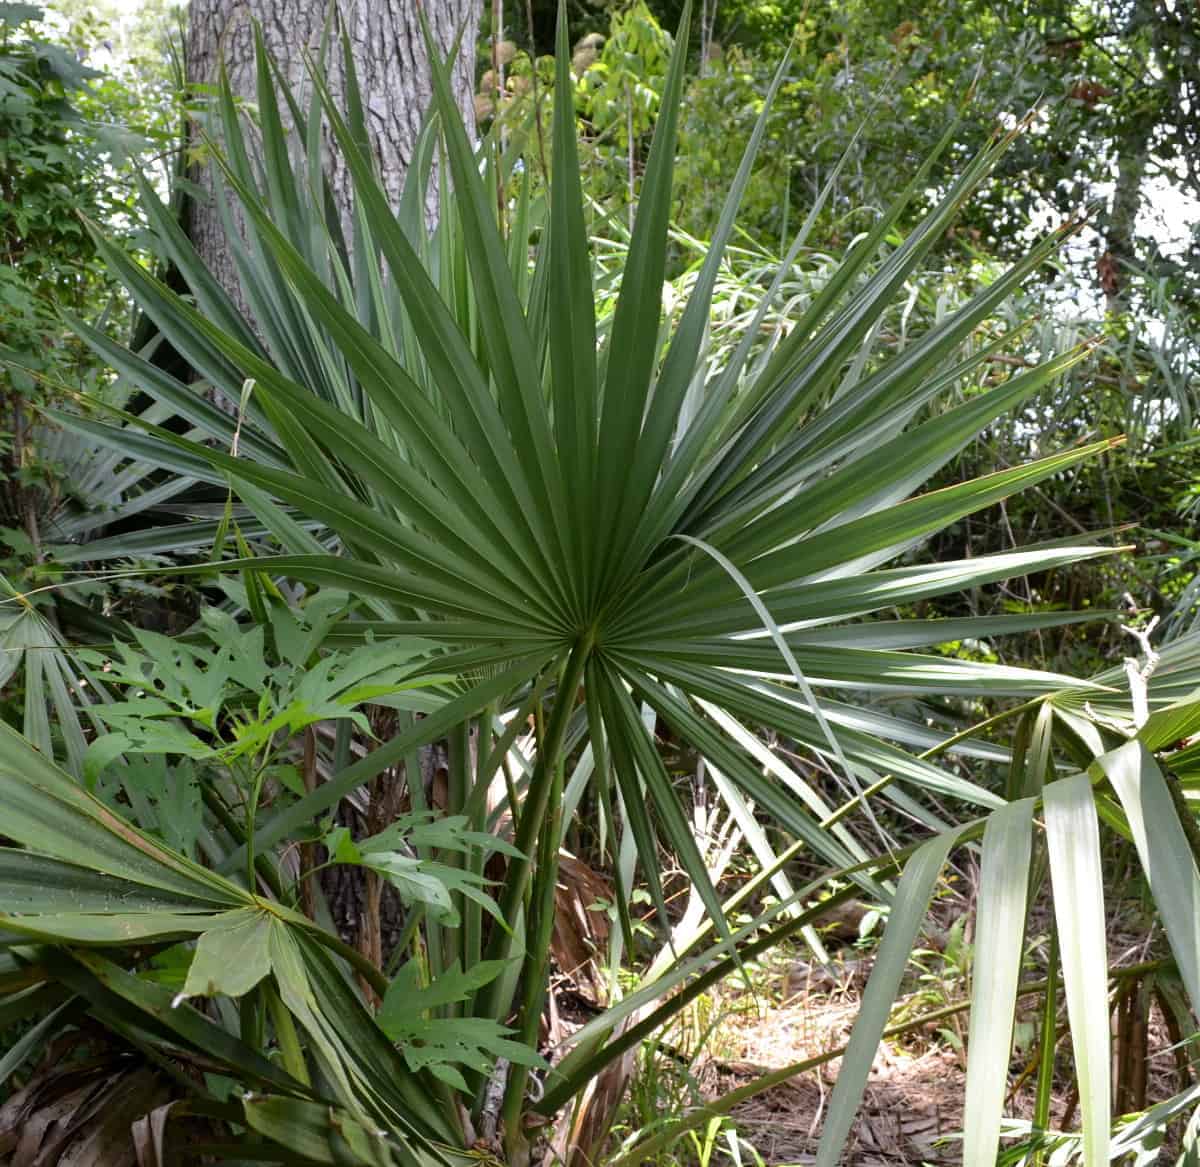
[674, 909, 1186, 1164]
[552, 867, 1188, 1164]
[716, 986, 963, 1163]
[703, 970, 992, 1165]
[691, 955, 1181, 1165]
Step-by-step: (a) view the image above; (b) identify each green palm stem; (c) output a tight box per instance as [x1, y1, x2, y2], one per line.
[463, 709, 494, 983]
[240, 983, 263, 1049]
[199, 780, 285, 900]
[585, 662, 635, 959]
[264, 978, 310, 1086]
[499, 753, 564, 1144]
[1031, 925, 1061, 1167]
[476, 635, 592, 1020]
[385, 903, 427, 977]
[294, 918, 390, 1000]
[245, 763, 271, 892]
[400, 708, 446, 989]
[446, 718, 472, 982]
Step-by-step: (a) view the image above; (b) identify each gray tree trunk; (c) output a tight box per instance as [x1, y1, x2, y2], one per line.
[185, 0, 481, 303]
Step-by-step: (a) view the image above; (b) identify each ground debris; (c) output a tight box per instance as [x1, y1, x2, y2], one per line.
[678, 936, 1186, 1166]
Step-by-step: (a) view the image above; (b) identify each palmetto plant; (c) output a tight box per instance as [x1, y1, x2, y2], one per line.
[8, 3, 1200, 1164]
[0, 388, 199, 780]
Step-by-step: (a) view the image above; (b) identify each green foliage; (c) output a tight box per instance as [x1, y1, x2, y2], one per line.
[323, 819, 511, 929]
[24, 4, 1176, 1160]
[3, 1, 1200, 1163]
[378, 960, 543, 1091]
[0, 0, 175, 457]
[74, 594, 476, 888]
[497, 0, 1198, 456]
[0, 3, 107, 394]
[0, 586, 532, 1112]
[575, 2, 671, 150]
[0, 2, 192, 779]
[80, 597, 435, 768]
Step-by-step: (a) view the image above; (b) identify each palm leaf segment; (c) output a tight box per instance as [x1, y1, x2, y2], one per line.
[67, 7, 1115, 1002]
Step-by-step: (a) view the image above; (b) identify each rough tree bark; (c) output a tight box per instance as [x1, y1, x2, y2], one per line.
[185, 0, 481, 303]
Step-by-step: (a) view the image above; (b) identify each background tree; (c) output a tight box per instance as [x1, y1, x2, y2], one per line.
[0, 1, 174, 549]
[185, 0, 482, 301]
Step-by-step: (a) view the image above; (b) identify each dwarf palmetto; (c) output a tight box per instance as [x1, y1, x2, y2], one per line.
[25, 3, 1200, 1163]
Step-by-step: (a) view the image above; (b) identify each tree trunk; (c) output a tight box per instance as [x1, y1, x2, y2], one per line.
[1100, 113, 1150, 321]
[185, 0, 480, 304]
[1098, 0, 1155, 322]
